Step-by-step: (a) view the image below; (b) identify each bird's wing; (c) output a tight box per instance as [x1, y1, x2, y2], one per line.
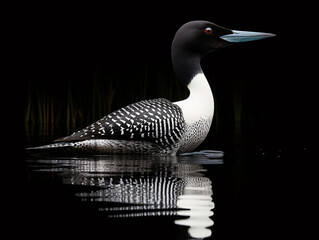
[54, 98, 185, 148]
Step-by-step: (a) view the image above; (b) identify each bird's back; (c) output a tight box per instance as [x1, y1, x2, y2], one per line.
[52, 98, 186, 154]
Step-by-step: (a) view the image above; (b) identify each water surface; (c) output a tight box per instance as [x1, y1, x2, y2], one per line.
[23, 147, 306, 239]
[24, 153, 225, 239]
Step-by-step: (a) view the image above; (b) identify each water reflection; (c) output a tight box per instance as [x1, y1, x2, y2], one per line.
[26, 154, 222, 239]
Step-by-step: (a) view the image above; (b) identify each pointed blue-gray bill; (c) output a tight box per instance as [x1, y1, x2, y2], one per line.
[220, 30, 276, 42]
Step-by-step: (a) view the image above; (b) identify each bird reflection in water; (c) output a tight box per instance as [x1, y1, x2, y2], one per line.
[27, 154, 222, 239]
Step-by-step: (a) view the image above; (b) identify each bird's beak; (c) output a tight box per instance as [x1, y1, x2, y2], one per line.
[220, 30, 276, 42]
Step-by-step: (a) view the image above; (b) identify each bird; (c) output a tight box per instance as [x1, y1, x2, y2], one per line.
[27, 20, 275, 156]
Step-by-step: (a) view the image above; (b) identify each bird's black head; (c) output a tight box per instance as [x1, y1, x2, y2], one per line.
[172, 20, 233, 58]
[171, 20, 275, 86]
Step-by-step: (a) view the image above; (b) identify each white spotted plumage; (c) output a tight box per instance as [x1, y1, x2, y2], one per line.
[50, 98, 186, 154]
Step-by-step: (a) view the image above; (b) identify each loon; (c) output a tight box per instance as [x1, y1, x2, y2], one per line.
[27, 20, 274, 155]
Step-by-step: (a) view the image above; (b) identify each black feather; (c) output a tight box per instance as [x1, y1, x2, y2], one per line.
[54, 98, 185, 148]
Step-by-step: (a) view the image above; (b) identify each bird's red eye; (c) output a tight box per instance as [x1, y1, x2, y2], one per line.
[205, 27, 213, 34]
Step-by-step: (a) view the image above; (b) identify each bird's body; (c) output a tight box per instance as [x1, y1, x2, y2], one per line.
[27, 21, 274, 156]
[36, 73, 214, 155]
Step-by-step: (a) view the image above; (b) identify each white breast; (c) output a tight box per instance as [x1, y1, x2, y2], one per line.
[174, 73, 214, 124]
[173, 73, 215, 153]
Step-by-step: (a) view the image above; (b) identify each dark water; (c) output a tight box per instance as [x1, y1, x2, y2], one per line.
[23, 145, 311, 239]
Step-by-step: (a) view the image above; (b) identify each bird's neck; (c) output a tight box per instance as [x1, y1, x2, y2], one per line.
[172, 48, 214, 124]
[174, 73, 214, 125]
[171, 47, 203, 86]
